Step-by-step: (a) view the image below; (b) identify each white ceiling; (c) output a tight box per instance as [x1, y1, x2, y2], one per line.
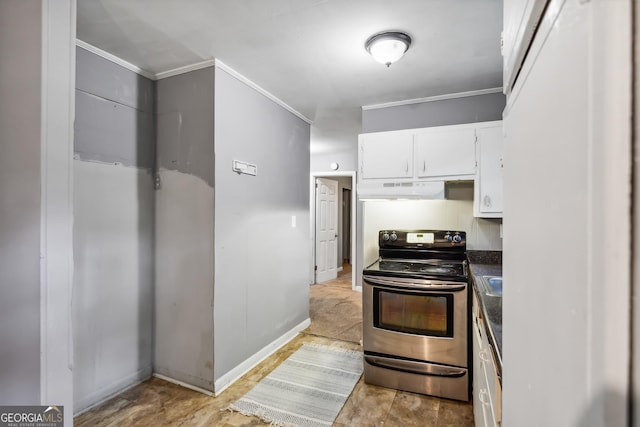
[77, 0, 503, 158]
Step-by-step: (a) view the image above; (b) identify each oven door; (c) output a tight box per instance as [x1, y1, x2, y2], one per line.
[363, 274, 468, 367]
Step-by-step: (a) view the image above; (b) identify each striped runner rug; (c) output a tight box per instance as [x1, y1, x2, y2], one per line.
[229, 343, 363, 427]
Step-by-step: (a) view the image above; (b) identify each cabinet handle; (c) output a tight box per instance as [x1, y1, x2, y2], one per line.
[422, 160, 426, 172]
[406, 160, 409, 173]
[479, 389, 491, 406]
[483, 195, 491, 207]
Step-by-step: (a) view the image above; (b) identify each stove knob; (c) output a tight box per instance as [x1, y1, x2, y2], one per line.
[390, 233, 398, 241]
[382, 233, 390, 241]
[453, 234, 462, 243]
[445, 234, 452, 242]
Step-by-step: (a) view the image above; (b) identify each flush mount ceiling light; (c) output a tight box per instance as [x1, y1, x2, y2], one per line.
[365, 31, 412, 67]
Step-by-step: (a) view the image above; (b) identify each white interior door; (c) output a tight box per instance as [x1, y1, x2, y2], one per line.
[315, 178, 338, 283]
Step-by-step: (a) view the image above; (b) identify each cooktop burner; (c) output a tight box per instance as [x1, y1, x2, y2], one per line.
[363, 230, 468, 281]
[375, 259, 466, 277]
[379, 259, 464, 275]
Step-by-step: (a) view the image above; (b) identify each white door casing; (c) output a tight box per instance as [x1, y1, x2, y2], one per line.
[315, 178, 338, 283]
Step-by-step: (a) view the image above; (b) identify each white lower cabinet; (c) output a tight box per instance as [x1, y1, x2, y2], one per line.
[473, 292, 501, 427]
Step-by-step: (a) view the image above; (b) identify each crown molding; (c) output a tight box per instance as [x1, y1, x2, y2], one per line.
[155, 59, 216, 80]
[74, 40, 312, 124]
[75, 39, 156, 80]
[215, 59, 312, 124]
[362, 87, 503, 110]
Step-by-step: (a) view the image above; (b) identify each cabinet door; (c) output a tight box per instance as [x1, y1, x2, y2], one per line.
[414, 127, 476, 178]
[481, 346, 500, 427]
[359, 132, 413, 179]
[472, 294, 488, 427]
[476, 125, 504, 216]
[473, 331, 488, 427]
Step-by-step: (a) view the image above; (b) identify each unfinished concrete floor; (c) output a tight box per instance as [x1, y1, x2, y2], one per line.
[74, 265, 474, 426]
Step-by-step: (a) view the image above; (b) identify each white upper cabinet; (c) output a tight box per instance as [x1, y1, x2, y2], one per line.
[358, 121, 503, 204]
[414, 127, 476, 178]
[359, 122, 480, 183]
[359, 131, 413, 179]
[474, 122, 504, 217]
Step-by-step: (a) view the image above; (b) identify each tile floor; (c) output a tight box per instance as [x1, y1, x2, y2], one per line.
[74, 265, 474, 426]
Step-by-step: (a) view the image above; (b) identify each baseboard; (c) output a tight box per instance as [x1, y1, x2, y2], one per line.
[74, 365, 153, 415]
[152, 373, 214, 396]
[213, 318, 311, 395]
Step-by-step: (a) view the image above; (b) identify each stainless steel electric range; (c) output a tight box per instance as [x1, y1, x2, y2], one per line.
[362, 229, 469, 401]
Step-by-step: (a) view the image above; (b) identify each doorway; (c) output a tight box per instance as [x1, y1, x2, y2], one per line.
[342, 188, 351, 265]
[310, 172, 356, 289]
[315, 177, 339, 283]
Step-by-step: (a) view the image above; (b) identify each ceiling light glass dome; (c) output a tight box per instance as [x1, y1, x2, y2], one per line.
[365, 31, 412, 67]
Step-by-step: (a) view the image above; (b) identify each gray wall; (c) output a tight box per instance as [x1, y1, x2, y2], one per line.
[156, 67, 214, 185]
[75, 47, 155, 168]
[0, 0, 42, 404]
[362, 92, 506, 133]
[213, 68, 311, 382]
[154, 67, 215, 391]
[73, 47, 155, 412]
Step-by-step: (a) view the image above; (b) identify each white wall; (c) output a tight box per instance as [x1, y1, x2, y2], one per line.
[0, 0, 44, 404]
[503, 0, 631, 426]
[0, 2, 75, 421]
[41, 2, 76, 421]
[363, 199, 502, 267]
[310, 145, 358, 173]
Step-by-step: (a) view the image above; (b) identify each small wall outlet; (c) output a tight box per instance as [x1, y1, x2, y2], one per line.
[291, 215, 296, 228]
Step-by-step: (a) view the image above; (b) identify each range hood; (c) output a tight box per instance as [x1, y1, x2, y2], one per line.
[358, 180, 445, 200]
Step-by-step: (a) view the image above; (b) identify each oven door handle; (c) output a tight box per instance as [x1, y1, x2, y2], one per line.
[363, 276, 466, 292]
[364, 355, 467, 378]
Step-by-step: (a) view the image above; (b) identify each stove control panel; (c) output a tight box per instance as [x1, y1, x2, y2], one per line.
[406, 232, 435, 244]
[378, 230, 466, 249]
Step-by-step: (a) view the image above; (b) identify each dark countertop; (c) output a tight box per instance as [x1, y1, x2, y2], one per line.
[467, 251, 502, 374]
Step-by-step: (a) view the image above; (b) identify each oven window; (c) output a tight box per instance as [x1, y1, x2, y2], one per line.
[373, 289, 454, 337]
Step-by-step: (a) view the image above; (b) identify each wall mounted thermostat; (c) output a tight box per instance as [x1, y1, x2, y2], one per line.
[232, 160, 257, 176]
